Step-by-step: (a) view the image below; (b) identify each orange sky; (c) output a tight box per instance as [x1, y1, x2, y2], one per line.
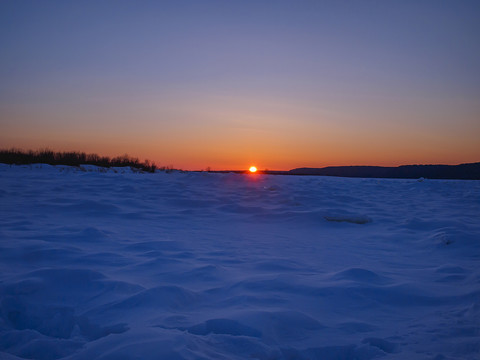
[1, 2, 479, 170]
[2, 97, 479, 170]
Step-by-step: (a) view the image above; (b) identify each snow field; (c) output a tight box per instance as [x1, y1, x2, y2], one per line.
[0, 164, 479, 359]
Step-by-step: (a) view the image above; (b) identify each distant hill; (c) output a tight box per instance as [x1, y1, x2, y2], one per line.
[288, 163, 480, 180]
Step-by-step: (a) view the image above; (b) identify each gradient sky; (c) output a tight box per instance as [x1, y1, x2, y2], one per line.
[1, 1, 479, 170]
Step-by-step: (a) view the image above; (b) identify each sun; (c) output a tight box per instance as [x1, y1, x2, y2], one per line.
[249, 166, 257, 173]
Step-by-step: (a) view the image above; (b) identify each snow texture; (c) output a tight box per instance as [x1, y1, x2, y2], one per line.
[0, 164, 479, 360]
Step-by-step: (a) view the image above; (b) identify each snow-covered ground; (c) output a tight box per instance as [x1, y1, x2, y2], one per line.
[1, 164, 479, 360]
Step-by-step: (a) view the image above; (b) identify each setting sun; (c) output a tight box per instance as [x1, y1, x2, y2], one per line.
[249, 166, 257, 173]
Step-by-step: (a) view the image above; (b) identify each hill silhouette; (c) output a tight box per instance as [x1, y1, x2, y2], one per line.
[288, 163, 480, 180]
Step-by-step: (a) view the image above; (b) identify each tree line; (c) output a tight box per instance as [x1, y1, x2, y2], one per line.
[0, 148, 159, 173]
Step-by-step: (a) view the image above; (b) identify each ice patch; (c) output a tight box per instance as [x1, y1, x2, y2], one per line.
[324, 213, 372, 224]
[181, 318, 262, 338]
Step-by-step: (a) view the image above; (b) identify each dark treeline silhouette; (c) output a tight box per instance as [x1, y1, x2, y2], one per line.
[0, 148, 159, 173]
